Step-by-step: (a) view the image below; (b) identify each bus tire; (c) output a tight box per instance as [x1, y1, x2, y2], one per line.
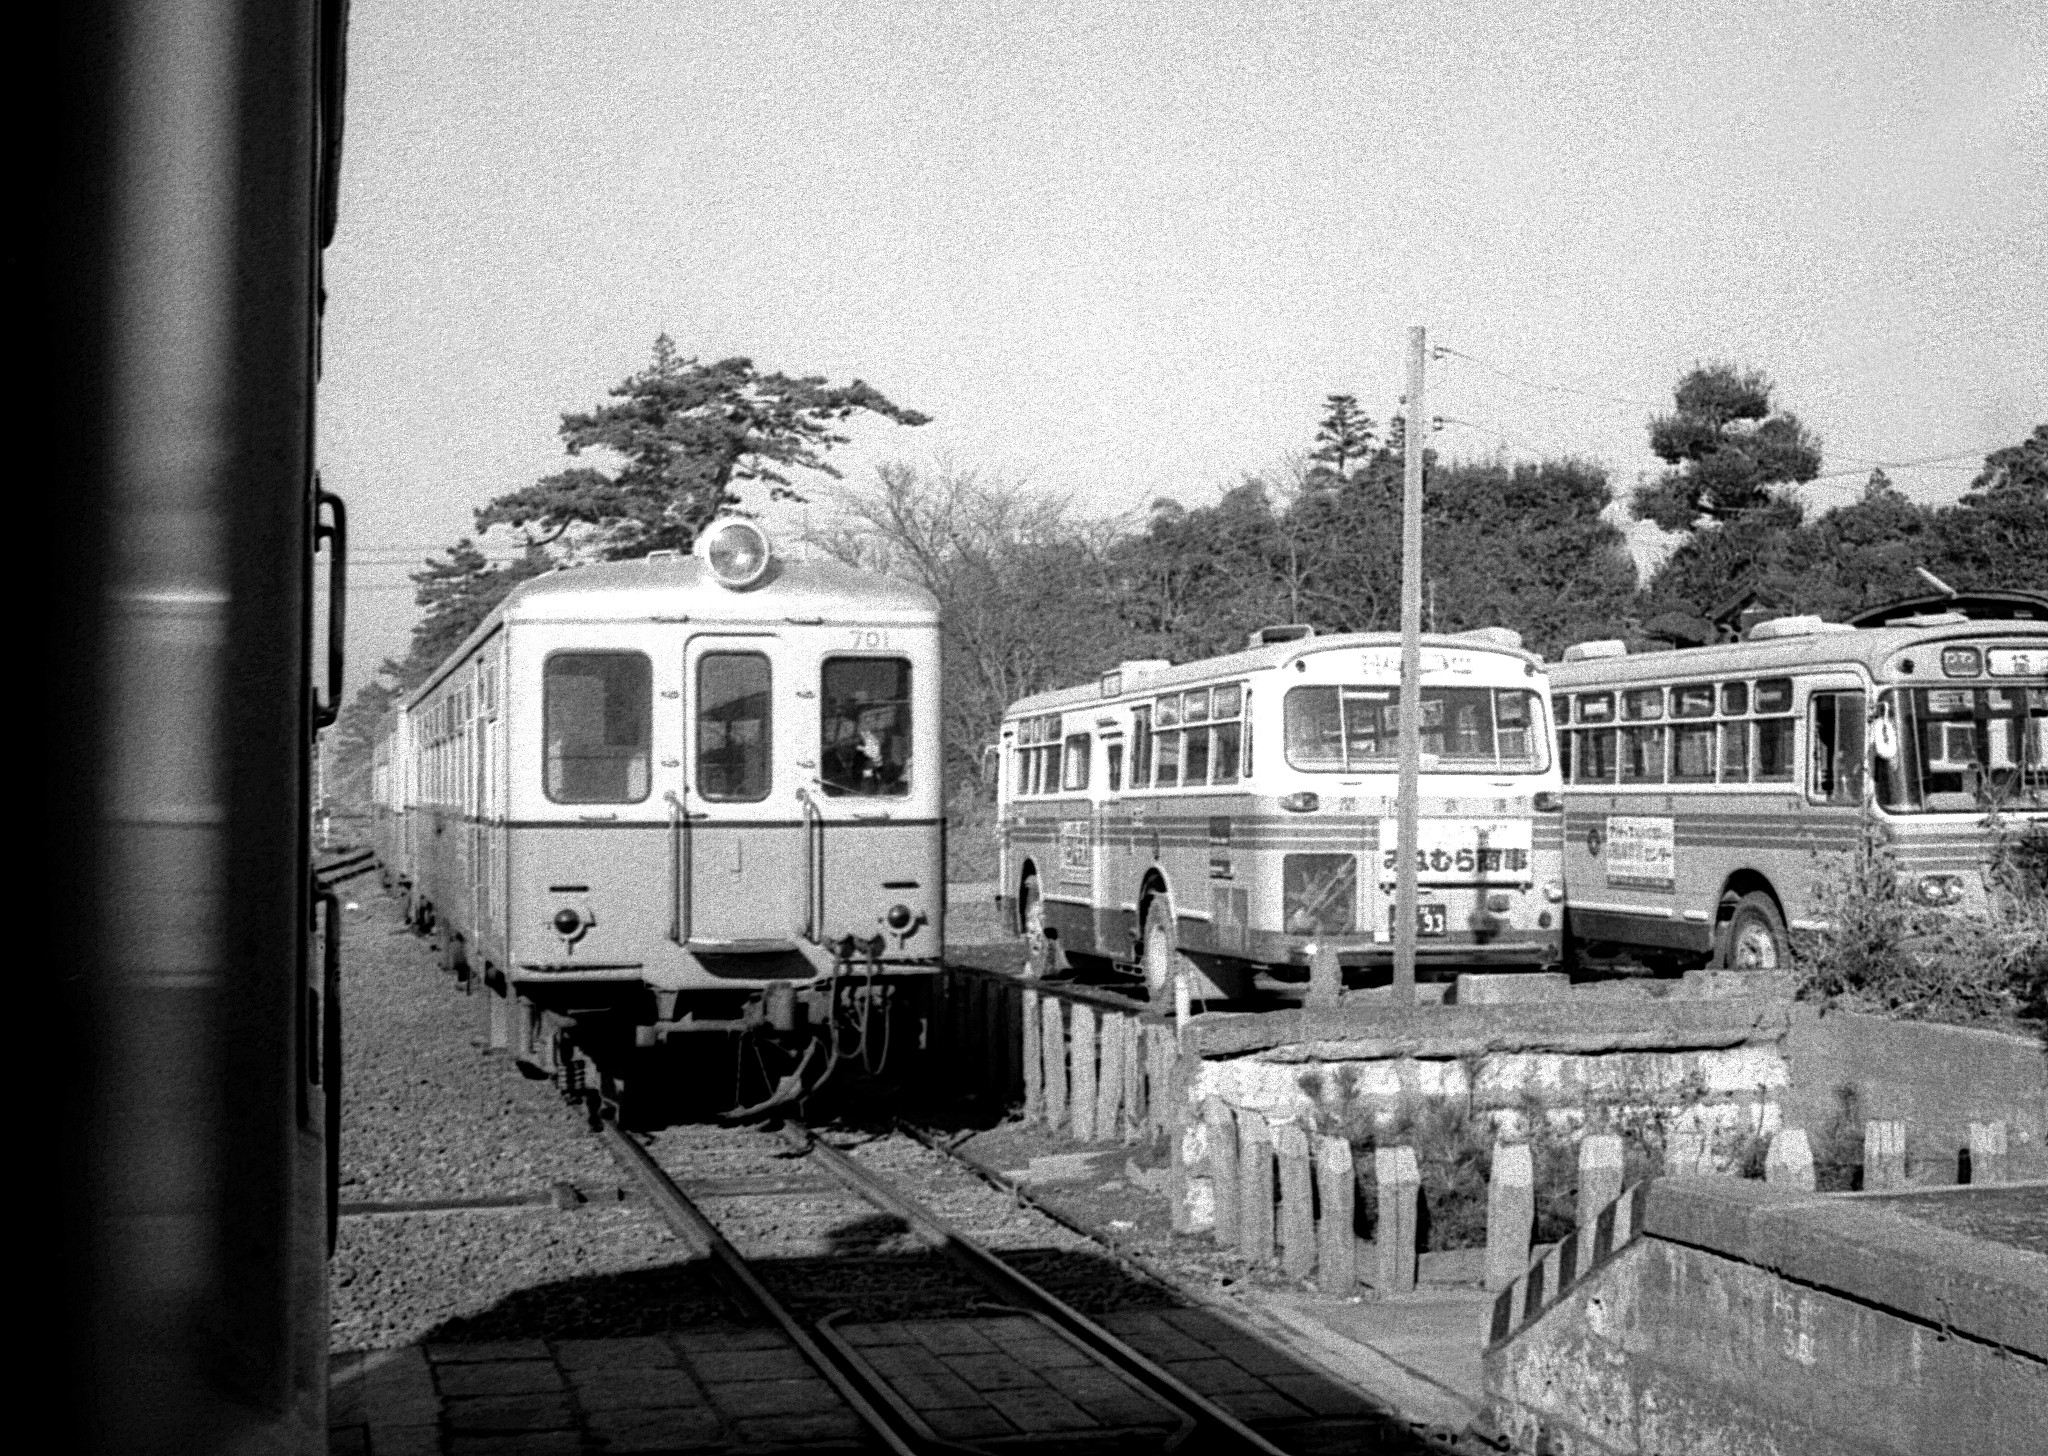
[1142, 898, 1250, 1004]
[1019, 873, 1063, 978]
[1722, 891, 1790, 969]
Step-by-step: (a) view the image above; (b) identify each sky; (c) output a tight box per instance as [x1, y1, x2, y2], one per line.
[321, 0, 2048, 695]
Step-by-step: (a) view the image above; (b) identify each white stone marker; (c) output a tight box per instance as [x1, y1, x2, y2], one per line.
[1765, 1128, 1816, 1191]
[1486, 1142, 1534, 1292]
[1968, 1121, 2008, 1185]
[1578, 1135, 1624, 1228]
[1375, 1146, 1420, 1295]
[1864, 1120, 1907, 1191]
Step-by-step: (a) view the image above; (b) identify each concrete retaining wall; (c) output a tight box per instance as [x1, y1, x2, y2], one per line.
[1484, 1179, 2048, 1455]
[1783, 1008, 2047, 1180]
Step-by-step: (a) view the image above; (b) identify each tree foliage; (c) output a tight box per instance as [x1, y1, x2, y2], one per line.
[1306, 394, 1378, 489]
[476, 335, 930, 558]
[1633, 364, 1822, 531]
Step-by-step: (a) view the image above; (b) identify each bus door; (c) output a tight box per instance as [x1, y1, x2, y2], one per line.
[1794, 673, 1868, 926]
[680, 635, 788, 947]
[1093, 728, 1124, 956]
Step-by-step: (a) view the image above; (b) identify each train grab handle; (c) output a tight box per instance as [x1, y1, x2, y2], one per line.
[665, 790, 689, 944]
[797, 784, 825, 941]
[313, 483, 347, 730]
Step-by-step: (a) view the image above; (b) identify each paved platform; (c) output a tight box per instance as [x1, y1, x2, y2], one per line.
[332, 1309, 1393, 1453]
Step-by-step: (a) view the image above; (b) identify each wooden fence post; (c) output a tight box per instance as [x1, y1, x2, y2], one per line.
[1374, 1146, 1419, 1295]
[1070, 1004, 1099, 1141]
[1277, 1122, 1316, 1280]
[1306, 940, 1342, 1009]
[1486, 1142, 1533, 1292]
[1864, 1120, 1907, 1191]
[1021, 987, 1043, 1123]
[982, 979, 1004, 1104]
[1145, 1024, 1173, 1141]
[1578, 1134, 1623, 1229]
[1203, 1099, 1240, 1248]
[1237, 1111, 1276, 1267]
[1314, 1136, 1357, 1295]
[1168, 1051, 1196, 1233]
[1968, 1121, 2008, 1185]
[1041, 997, 1067, 1131]
[1096, 1011, 1127, 1142]
[1765, 1128, 1815, 1191]
[1122, 1014, 1145, 1143]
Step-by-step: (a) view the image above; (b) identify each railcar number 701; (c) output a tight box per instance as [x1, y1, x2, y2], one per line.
[848, 630, 892, 649]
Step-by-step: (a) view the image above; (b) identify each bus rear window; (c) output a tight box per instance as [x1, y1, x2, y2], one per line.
[1284, 687, 1547, 772]
[544, 652, 651, 804]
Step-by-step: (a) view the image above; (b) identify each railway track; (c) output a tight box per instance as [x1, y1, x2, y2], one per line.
[592, 1107, 1291, 1454]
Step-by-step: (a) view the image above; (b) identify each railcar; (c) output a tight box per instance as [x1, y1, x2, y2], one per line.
[997, 625, 1568, 1002]
[376, 520, 944, 1110]
[1551, 597, 2048, 969]
[44, 1, 348, 1451]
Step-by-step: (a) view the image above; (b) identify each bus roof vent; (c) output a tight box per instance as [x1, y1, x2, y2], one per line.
[1457, 626, 1523, 650]
[1249, 623, 1316, 648]
[1746, 614, 1854, 640]
[1562, 639, 1628, 662]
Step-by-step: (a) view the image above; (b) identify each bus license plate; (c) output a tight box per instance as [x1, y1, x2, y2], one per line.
[1388, 904, 1448, 936]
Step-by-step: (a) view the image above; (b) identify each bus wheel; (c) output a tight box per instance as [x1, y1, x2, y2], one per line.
[1142, 899, 1249, 1004]
[1020, 873, 1062, 978]
[1723, 892, 1790, 969]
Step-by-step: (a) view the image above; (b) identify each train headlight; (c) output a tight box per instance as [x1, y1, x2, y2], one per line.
[885, 903, 914, 931]
[697, 518, 772, 589]
[553, 907, 584, 936]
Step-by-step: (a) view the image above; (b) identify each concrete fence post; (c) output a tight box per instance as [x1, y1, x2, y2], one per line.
[1237, 1111, 1276, 1267]
[1864, 1120, 1907, 1191]
[1968, 1121, 2008, 1185]
[1070, 1004, 1099, 1141]
[1020, 987, 1043, 1124]
[1486, 1142, 1534, 1292]
[1041, 997, 1067, 1132]
[1276, 1122, 1316, 1280]
[1142, 1024, 1172, 1141]
[1096, 1011, 1127, 1142]
[1765, 1128, 1816, 1191]
[1122, 1015, 1145, 1143]
[1314, 1135, 1358, 1295]
[488, 986, 510, 1050]
[1306, 940, 1342, 1009]
[1577, 1135, 1623, 1228]
[1203, 1099, 1240, 1247]
[1374, 1146, 1420, 1295]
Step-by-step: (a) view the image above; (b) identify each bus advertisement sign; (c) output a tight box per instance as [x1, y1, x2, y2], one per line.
[1057, 820, 1093, 886]
[1604, 815, 1676, 888]
[1376, 818, 1533, 885]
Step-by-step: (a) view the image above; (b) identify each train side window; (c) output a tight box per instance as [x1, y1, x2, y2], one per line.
[1754, 677, 1795, 781]
[820, 657, 912, 798]
[544, 652, 652, 804]
[697, 652, 772, 802]
[1808, 691, 1867, 805]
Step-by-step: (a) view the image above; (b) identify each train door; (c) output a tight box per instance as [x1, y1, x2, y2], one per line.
[681, 634, 793, 946]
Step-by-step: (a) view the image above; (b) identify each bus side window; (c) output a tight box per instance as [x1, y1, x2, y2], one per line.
[1133, 707, 1152, 788]
[1809, 691, 1867, 805]
[1755, 678, 1795, 781]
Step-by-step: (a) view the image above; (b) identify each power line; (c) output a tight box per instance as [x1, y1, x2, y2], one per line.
[1430, 346, 1662, 410]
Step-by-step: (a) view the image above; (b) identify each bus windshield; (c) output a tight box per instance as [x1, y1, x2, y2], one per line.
[1284, 686, 1547, 773]
[1877, 685, 2048, 813]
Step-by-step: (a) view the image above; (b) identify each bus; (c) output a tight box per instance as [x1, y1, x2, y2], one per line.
[1549, 604, 2048, 970]
[996, 626, 1567, 1002]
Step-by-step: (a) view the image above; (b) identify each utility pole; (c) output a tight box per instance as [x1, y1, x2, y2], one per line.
[1393, 327, 1426, 1006]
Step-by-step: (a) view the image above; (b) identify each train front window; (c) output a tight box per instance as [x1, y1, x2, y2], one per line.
[821, 657, 911, 798]
[543, 652, 651, 804]
[697, 652, 772, 802]
[1878, 685, 2048, 813]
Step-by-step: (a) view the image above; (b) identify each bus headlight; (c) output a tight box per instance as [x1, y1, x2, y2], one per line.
[1279, 792, 1320, 813]
[1914, 874, 1966, 906]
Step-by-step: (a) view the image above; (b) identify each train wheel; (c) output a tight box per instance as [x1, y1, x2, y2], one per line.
[1019, 873, 1062, 978]
[1722, 892, 1790, 969]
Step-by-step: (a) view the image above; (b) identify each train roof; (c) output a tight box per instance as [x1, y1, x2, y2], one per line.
[1549, 616, 2048, 688]
[405, 552, 938, 707]
[1002, 630, 1545, 719]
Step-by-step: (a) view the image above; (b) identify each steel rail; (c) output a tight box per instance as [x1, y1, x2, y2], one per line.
[791, 1126, 1293, 1455]
[593, 1116, 928, 1456]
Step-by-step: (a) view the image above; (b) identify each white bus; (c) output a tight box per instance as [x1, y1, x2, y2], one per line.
[1550, 603, 2048, 969]
[996, 626, 1567, 1002]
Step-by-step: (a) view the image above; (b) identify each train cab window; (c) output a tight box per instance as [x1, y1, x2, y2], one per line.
[544, 652, 652, 804]
[820, 657, 912, 798]
[1809, 691, 1867, 805]
[1754, 677, 1795, 781]
[697, 652, 772, 802]
[1062, 734, 1092, 791]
